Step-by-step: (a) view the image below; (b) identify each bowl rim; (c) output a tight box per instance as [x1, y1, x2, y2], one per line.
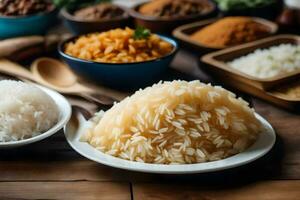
[61, 4, 130, 23]
[128, 0, 217, 22]
[58, 34, 178, 66]
[0, 5, 57, 20]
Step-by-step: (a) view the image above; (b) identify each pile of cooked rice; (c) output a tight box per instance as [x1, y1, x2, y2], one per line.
[0, 80, 59, 142]
[82, 80, 261, 164]
[64, 27, 173, 63]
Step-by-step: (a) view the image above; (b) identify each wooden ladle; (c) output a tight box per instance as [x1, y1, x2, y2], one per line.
[30, 57, 118, 106]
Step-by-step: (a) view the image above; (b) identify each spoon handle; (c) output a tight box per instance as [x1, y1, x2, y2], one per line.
[0, 59, 120, 108]
[79, 92, 116, 107]
[72, 105, 93, 120]
[0, 59, 36, 81]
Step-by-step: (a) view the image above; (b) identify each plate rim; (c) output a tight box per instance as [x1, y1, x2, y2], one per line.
[0, 84, 72, 147]
[64, 112, 276, 174]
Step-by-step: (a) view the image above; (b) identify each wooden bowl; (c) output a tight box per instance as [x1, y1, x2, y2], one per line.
[61, 6, 131, 35]
[213, 75, 299, 111]
[128, 0, 218, 34]
[172, 17, 278, 55]
[200, 34, 300, 91]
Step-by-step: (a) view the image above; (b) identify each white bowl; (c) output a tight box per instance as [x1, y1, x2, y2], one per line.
[0, 85, 71, 148]
[64, 111, 276, 174]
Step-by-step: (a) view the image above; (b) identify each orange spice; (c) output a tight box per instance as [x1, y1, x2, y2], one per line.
[190, 17, 270, 48]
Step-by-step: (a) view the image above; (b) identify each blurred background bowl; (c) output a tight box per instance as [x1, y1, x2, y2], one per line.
[0, 8, 58, 39]
[129, 0, 218, 34]
[220, 0, 283, 20]
[61, 6, 132, 35]
[58, 35, 178, 90]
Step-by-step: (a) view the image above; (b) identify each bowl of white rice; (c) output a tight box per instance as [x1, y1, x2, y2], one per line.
[0, 80, 71, 148]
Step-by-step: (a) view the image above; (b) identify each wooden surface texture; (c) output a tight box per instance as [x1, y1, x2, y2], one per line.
[0, 50, 299, 200]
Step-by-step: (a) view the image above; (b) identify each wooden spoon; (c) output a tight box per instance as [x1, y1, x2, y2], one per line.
[0, 59, 116, 107]
[0, 59, 37, 81]
[31, 57, 117, 106]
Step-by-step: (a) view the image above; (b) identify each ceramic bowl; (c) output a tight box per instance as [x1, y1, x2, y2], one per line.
[129, 0, 218, 34]
[221, 0, 283, 20]
[0, 85, 71, 148]
[0, 8, 57, 39]
[58, 35, 178, 89]
[61, 5, 131, 35]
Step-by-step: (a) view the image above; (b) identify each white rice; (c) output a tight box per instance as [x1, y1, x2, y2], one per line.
[0, 80, 59, 142]
[228, 44, 300, 79]
[82, 80, 261, 164]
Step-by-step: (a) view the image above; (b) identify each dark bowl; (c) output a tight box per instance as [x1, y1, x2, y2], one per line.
[128, 0, 218, 34]
[0, 7, 58, 39]
[58, 35, 178, 90]
[61, 5, 132, 35]
[221, 0, 284, 20]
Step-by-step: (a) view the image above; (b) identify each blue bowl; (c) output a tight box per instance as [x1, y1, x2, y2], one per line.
[0, 8, 58, 39]
[58, 35, 178, 90]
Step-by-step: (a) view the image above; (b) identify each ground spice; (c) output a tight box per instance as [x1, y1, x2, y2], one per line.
[190, 17, 270, 48]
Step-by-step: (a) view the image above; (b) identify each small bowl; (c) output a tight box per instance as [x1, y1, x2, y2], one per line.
[129, 0, 218, 34]
[173, 17, 278, 55]
[0, 8, 58, 39]
[0, 84, 71, 148]
[201, 34, 300, 91]
[58, 35, 178, 89]
[221, 0, 283, 20]
[61, 5, 131, 35]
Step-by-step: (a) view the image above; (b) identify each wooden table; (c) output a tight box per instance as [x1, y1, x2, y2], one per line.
[0, 50, 299, 200]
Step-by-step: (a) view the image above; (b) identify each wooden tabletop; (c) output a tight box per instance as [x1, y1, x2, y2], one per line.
[0, 50, 299, 200]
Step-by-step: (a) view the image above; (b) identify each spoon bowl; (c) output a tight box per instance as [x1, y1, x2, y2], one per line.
[31, 57, 118, 106]
[33, 58, 77, 88]
[0, 58, 119, 106]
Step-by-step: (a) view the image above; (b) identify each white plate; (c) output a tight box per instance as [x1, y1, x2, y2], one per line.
[64, 112, 276, 174]
[0, 85, 71, 148]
